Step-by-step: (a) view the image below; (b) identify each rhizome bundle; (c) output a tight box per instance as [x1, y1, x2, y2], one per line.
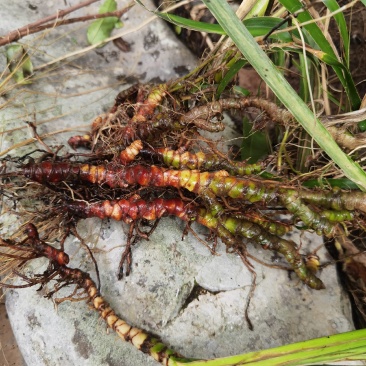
[1, 80, 366, 364]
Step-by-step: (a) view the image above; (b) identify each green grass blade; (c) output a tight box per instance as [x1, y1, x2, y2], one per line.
[244, 17, 292, 41]
[245, 0, 269, 18]
[279, 0, 360, 109]
[216, 59, 246, 98]
[279, 0, 334, 53]
[176, 328, 366, 366]
[303, 178, 359, 190]
[241, 116, 271, 163]
[297, 53, 311, 102]
[280, 46, 343, 70]
[156, 13, 292, 42]
[202, 0, 366, 190]
[156, 12, 226, 35]
[322, 0, 350, 66]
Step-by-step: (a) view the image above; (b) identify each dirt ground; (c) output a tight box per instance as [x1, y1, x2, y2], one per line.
[0, 296, 24, 366]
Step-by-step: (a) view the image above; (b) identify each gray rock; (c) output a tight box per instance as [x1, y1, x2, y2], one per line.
[0, 1, 357, 365]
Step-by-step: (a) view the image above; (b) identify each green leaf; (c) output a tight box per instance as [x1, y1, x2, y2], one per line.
[244, 17, 292, 42]
[156, 12, 226, 35]
[233, 86, 250, 97]
[322, 0, 350, 66]
[87, 0, 122, 47]
[241, 117, 271, 163]
[6, 44, 33, 84]
[279, 0, 333, 53]
[156, 13, 293, 42]
[303, 178, 359, 190]
[181, 328, 366, 365]
[283, 47, 340, 67]
[278, 0, 360, 110]
[359, 120, 366, 132]
[99, 0, 116, 13]
[216, 59, 246, 98]
[245, 0, 270, 18]
[202, 0, 366, 190]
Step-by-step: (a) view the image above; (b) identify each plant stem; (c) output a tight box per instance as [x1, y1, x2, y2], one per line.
[0, 7, 134, 47]
[0, 0, 100, 46]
